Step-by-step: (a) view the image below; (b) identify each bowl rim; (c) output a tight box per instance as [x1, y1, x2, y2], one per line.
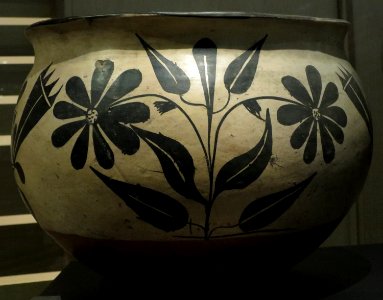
[27, 11, 350, 30]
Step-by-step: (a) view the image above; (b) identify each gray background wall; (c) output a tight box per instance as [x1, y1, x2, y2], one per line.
[0, 0, 382, 292]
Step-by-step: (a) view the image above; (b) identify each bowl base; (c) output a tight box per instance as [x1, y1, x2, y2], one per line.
[46, 221, 338, 275]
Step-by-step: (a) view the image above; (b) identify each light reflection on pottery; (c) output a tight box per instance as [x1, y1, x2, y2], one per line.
[11, 13, 372, 270]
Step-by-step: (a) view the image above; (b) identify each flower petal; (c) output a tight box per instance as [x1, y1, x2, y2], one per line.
[71, 124, 89, 170]
[51, 120, 87, 147]
[277, 104, 312, 125]
[322, 117, 344, 144]
[53, 101, 85, 119]
[320, 82, 339, 108]
[282, 75, 313, 106]
[102, 102, 150, 124]
[93, 125, 114, 169]
[98, 69, 142, 110]
[98, 119, 140, 155]
[321, 106, 347, 127]
[91, 60, 114, 106]
[290, 117, 314, 149]
[66, 76, 90, 108]
[154, 101, 177, 115]
[306, 65, 322, 107]
[319, 121, 335, 163]
[303, 121, 318, 164]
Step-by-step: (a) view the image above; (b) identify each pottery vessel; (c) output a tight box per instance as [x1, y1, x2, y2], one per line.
[12, 13, 372, 270]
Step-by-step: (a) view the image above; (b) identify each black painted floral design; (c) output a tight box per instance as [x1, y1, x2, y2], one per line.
[16, 34, 364, 240]
[337, 66, 372, 138]
[12, 66, 61, 183]
[51, 60, 149, 169]
[277, 65, 347, 164]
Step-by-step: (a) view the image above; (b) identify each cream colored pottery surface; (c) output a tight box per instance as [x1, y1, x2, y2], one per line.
[12, 15, 372, 241]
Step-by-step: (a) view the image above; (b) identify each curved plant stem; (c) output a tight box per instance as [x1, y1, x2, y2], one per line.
[180, 95, 207, 108]
[208, 223, 240, 238]
[210, 95, 299, 202]
[204, 202, 213, 239]
[188, 220, 205, 234]
[213, 90, 231, 114]
[204, 95, 296, 237]
[205, 112, 214, 239]
[113, 94, 297, 240]
[112, 93, 210, 171]
[112, 93, 173, 107]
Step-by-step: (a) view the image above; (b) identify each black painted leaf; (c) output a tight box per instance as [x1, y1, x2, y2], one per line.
[239, 174, 316, 232]
[243, 98, 262, 120]
[192, 38, 217, 108]
[337, 66, 372, 138]
[132, 126, 205, 204]
[214, 109, 272, 198]
[136, 34, 190, 95]
[224, 35, 267, 94]
[14, 162, 25, 184]
[91, 167, 189, 232]
[11, 80, 27, 159]
[16, 80, 27, 105]
[13, 64, 62, 159]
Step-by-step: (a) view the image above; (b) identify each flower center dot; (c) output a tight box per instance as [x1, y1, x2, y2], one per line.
[312, 108, 321, 121]
[86, 109, 98, 124]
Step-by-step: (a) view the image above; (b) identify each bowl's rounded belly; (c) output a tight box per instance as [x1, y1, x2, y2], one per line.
[12, 30, 372, 269]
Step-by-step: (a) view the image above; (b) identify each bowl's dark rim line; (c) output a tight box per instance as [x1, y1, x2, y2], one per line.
[27, 11, 350, 30]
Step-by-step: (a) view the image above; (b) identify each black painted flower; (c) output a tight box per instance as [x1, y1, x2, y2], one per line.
[51, 60, 149, 170]
[277, 65, 347, 164]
